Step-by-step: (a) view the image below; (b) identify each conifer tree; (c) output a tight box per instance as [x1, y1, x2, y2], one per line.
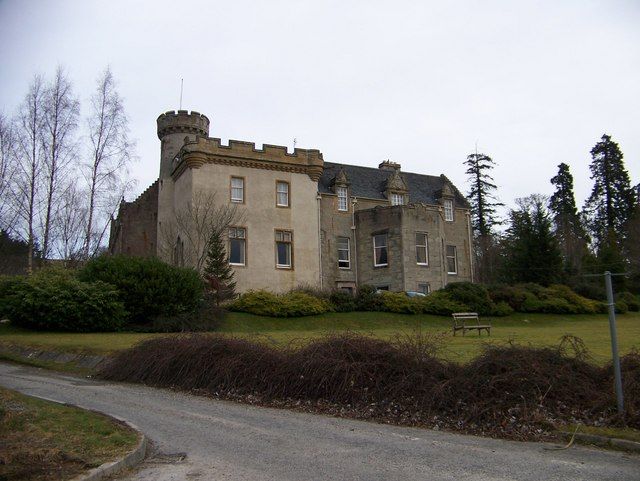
[583, 134, 636, 252]
[202, 230, 236, 303]
[464, 152, 503, 283]
[548, 163, 588, 276]
[500, 195, 562, 285]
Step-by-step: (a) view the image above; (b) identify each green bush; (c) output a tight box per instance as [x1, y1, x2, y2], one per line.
[491, 301, 514, 317]
[547, 284, 599, 314]
[615, 300, 629, 314]
[0, 275, 28, 318]
[617, 292, 640, 312]
[329, 290, 357, 312]
[443, 282, 495, 315]
[229, 290, 331, 317]
[488, 283, 601, 315]
[417, 291, 469, 316]
[79, 255, 203, 323]
[355, 285, 385, 311]
[379, 291, 421, 314]
[488, 284, 528, 311]
[1, 268, 125, 332]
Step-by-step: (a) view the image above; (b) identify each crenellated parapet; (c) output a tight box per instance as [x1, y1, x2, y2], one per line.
[174, 136, 324, 181]
[157, 110, 210, 139]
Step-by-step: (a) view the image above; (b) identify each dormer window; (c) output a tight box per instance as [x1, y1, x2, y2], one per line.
[390, 193, 404, 206]
[337, 186, 348, 211]
[444, 199, 454, 221]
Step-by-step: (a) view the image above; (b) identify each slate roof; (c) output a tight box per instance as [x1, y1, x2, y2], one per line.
[318, 162, 469, 208]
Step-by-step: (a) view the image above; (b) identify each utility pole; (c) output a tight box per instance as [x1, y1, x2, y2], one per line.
[604, 271, 624, 416]
[585, 271, 626, 416]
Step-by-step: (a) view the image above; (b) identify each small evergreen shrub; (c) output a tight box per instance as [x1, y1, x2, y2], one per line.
[1, 268, 125, 332]
[615, 300, 629, 314]
[379, 291, 421, 314]
[329, 290, 357, 312]
[617, 292, 640, 312]
[491, 301, 514, 317]
[443, 282, 495, 315]
[229, 290, 331, 317]
[0, 275, 28, 318]
[417, 291, 469, 316]
[355, 285, 384, 311]
[488, 283, 601, 315]
[487, 284, 528, 311]
[79, 255, 203, 323]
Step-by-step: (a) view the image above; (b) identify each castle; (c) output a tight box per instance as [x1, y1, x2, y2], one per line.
[109, 110, 473, 293]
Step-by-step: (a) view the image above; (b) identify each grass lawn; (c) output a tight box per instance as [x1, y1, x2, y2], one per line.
[0, 387, 139, 481]
[1, 311, 638, 364]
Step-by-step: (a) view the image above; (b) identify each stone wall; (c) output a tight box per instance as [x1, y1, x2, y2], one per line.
[109, 180, 158, 257]
[353, 203, 472, 292]
[183, 162, 322, 293]
[355, 206, 405, 291]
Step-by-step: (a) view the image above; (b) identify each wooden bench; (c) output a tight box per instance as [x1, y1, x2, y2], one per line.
[452, 312, 491, 336]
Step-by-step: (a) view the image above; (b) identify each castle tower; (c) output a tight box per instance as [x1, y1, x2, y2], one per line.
[156, 110, 210, 178]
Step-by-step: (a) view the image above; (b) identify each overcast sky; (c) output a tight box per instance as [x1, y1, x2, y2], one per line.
[1, 0, 638, 215]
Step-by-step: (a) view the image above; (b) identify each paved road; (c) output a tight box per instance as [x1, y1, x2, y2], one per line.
[1, 362, 639, 481]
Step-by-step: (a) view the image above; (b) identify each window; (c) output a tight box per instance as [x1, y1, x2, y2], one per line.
[418, 283, 431, 294]
[416, 232, 428, 265]
[276, 181, 289, 207]
[446, 245, 457, 274]
[229, 227, 246, 266]
[373, 233, 388, 267]
[337, 237, 350, 269]
[377, 285, 389, 291]
[390, 193, 404, 206]
[444, 199, 454, 221]
[337, 186, 348, 211]
[275, 230, 293, 268]
[231, 177, 244, 203]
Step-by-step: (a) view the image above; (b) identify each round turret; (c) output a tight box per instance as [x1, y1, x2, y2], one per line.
[157, 110, 210, 139]
[156, 110, 210, 179]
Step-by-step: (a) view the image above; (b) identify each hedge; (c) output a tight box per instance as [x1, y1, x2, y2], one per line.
[79, 255, 203, 323]
[0, 268, 126, 332]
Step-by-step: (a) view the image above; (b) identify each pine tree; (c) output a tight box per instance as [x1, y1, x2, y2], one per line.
[625, 184, 640, 291]
[548, 163, 588, 276]
[501, 195, 562, 285]
[202, 230, 236, 303]
[464, 152, 503, 283]
[583, 134, 636, 252]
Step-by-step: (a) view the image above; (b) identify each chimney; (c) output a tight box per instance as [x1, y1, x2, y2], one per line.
[378, 159, 401, 171]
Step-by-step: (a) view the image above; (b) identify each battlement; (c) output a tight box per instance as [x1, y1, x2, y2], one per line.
[176, 136, 324, 181]
[157, 110, 210, 139]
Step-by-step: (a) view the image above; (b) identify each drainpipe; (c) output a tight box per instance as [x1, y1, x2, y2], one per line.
[467, 211, 474, 283]
[317, 194, 323, 290]
[351, 197, 358, 288]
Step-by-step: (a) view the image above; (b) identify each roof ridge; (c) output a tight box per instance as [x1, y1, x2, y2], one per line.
[324, 161, 443, 180]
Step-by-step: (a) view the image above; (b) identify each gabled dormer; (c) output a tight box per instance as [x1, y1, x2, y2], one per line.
[436, 181, 456, 221]
[331, 167, 351, 212]
[381, 162, 408, 205]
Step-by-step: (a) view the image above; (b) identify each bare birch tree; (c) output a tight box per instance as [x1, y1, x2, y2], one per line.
[83, 68, 134, 258]
[13, 75, 45, 273]
[160, 190, 243, 271]
[40, 67, 79, 260]
[55, 181, 86, 262]
[0, 113, 17, 232]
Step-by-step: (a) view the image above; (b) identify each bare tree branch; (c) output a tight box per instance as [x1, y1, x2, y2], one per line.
[13, 75, 46, 273]
[160, 190, 244, 271]
[83, 67, 135, 258]
[40, 66, 80, 260]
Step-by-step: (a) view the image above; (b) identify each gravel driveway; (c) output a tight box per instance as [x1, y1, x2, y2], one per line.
[1, 362, 638, 481]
